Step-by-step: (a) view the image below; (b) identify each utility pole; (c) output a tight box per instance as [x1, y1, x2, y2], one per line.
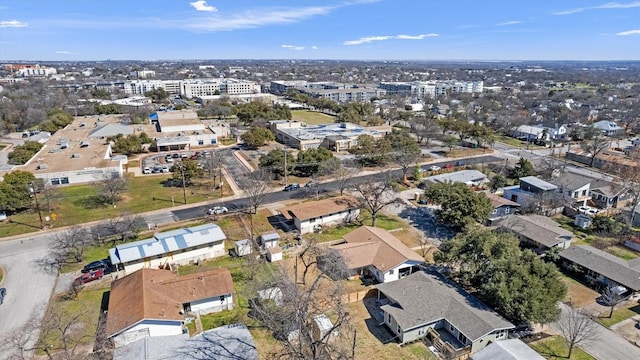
[283, 147, 288, 186]
[218, 159, 223, 197]
[30, 184, 44, 229]
[180, 162, 187, 204]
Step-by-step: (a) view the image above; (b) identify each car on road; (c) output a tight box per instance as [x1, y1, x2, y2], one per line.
[74, 269, 104, 286]
[284, 183, 300, 191]
[82, 259, 109, 273]
[443, 163, 454, 169]
[0, 288, 6, 305]
[207, 206, 228, 215]
[455, 160, 465, 166]
[143, 167, 152, 174]
[428, 165, 441, 171]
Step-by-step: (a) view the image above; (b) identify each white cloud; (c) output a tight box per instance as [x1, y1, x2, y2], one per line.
[281, 44, 305, 50]
[343, 33, 438, 45]
[311, 45, 318, 50]
[190, 1, 217, 12]
[0, 20, 28, 28]
[554, 1, 640, 15]
[616, 29, 640, 35]
[496, 20, 522, 26]
[188, 6, 332, 31]
[55, 50, 80, 54]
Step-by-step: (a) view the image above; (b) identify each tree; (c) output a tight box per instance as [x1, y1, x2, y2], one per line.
[144, 88, 169, 102]
[353, 171, 397, 227]
[8, 141, 43, 165]
[348, 134, 392, 166]
[386, 128, 421, 181]
[248, 241, 355, 360]
[259, 149, 296, 178]
[95, 171, 128, 207]
[52, 226, 95, 265]
[296, 147, 334, 177]
[443, 135, 458, 153]
[409, 113, 440, 146]
[436, 227, 567, 325]
[510, 157, 536, 179]
[322, 160, 360, 196]
[171, 158, 203, 186]
[0, 170, 37, 212]
[490, 174, 507, 191]
[601, 286, 626, 319]
[581, 134, 610, 167]
[616, 148, 640, 225]
[556, 307, 599, 359]
[241, 126, 275, 149]
[423, 182, 492, 230]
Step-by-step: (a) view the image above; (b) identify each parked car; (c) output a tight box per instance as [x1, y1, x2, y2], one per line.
[172, 153, 180, 158]
[428, 165, 441, 171]
[74, 269, 104, 286]
[207, 206, 228, 215]
[455, 160, 465, 166]
[165, 156, 173, 163]
[0, 288, 6, 305]
[143, 167, 152, 174]
[161, 165, 170, 173]
[443, 163, 454, 169]
[284, 183, 300, 191]
[82, 259, 109, 273]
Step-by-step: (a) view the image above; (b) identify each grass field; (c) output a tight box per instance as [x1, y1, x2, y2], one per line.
[529, 335, 595, 360]
[305, 210, 407, 243]
[291, 110, 336, 125]
[596, 304, 640, 327]
[0, 172, 232, 238]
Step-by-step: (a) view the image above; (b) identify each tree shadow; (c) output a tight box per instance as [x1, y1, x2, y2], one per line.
[532, 340, 569, 359]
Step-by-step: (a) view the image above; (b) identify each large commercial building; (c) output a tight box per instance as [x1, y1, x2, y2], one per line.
[379, 80, 484, 98]
[123, 79, 260, 98]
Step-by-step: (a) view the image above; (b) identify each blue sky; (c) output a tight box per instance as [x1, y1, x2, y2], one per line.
[1, 0, 639, 61]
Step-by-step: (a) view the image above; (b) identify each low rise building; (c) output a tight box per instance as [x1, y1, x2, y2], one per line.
[497, 214, 573, 252]
[277, 196, 360, 234]
[269, 120, 390, 151]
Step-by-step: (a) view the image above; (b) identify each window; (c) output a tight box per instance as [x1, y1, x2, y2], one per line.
[389, 269, 394, 275]
[505, 207, 510, 214]
[458, 332, 466, 343]
[219, 295, 226, 301]
[51, 178, 60, 185]
[198, 140, 204, 145]
[388, 314, 391, 323]
[397, 325, 401, 334]
[210, 139, 217, 145]
[492, 209, 497, 214]
[60, 177, 69, 184]
[449, 323, 455, 332]
[310, 218, 316, 223]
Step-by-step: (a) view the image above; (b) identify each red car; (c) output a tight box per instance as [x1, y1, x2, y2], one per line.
[74, 269, 104, 286]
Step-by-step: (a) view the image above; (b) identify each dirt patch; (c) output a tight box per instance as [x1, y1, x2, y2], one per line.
[562, 277, 600, 309]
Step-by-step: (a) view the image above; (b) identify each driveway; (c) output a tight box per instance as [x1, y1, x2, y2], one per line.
[551, 303, 640, 360]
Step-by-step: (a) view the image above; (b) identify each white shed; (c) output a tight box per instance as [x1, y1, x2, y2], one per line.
[259, 231, 280, 249]
[311, 314, 333, 341]
[234, 239, 252, 257]
[266, 246, 283, 262]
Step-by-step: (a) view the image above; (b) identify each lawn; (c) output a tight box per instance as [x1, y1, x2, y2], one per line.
[291, 110, 336, 125]
[37, 285, 109, 355]
[561, 275, 600, 308]
[529, 335, 595, 360]
[605, 245, 639, 260]
[0, 172, 231, 237]
[447, 147, 494, 158]
[304, 210, 407, 243]
[596, 304, 640, 327]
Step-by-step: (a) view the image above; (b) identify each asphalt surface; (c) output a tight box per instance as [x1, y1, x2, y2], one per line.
[551, 303, 640, 360]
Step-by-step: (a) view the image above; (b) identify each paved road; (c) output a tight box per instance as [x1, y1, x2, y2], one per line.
[0, 233, 58, 353]
[551, 303, 640, 360]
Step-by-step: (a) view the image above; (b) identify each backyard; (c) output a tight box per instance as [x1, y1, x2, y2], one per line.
[529, 335, 595, 360]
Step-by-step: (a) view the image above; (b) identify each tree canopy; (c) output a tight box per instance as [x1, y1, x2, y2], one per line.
[241, 126, 275, 148]
[510, 157, 536, 179]
[0, 170, 37, 212]
[436, 227, 567, 325]
[144, 88, 169, 102]
[348, 134, 392, 166]
[295, 147, 334, 176]
[423, 182, 492, 230]
[8, 141, 43, 165]
[235, 102, 291, 125]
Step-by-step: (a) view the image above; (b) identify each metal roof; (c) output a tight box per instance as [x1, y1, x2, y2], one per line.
[109, 223, 226, 265]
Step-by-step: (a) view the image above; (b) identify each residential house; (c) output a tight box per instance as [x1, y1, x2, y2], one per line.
[277, 196, 360, 234]
[113, 323, 258, 360]
[483, 192, 520, 224]
[593, 120, 625, 136]
[497, 214, 573, 252]
[108, 223, 226, 275]
[548, 171, 592, 208]
[541, 124, 568, 141]
[560, 245, 640, 294]
[329, 226, 425, 283]
[589, 179, 631, 210]
[258, 231, 281, 249]
[503, 176, 561, 214]
[421, 170, 490, 188]
[471, 339, 545, 360]
[106, 268, 235, 347]
[510, 125, 548, 142]
[376, 270, 514, 358]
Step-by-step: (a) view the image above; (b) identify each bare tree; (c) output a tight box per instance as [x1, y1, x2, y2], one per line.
[243, 170, 271, 244]
[95, 171, 128, 207]
[248, 243, 356, 360]
[52, 226, 95, 265]
[353, 171, 398, 227]
[616, 148, 640, 225]
[409, 113, 440, 146]
[322, 160, 360, 196]
[94, 213, 145, 245]
[557, 307, 599, 359]
[580, 135, 610, 167]
[601, 286, 626, 318]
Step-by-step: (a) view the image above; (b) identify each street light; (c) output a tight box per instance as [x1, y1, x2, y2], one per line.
[29, 183, 44, 229]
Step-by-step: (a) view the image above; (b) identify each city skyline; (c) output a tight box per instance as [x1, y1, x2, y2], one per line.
[1, 0, 639, 61]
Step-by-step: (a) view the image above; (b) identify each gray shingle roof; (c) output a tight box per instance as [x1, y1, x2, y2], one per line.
[549, 172, 592, 191]
[497, 215, 573, 248]
[560, 245, 640, 291]
[471, 339, 544, 360]
[376, 271, 513, 341]
[520, 176, 558, 191]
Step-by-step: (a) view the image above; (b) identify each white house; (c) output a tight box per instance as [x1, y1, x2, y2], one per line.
[330, 226, 425, 283]
[278, 196, 360, 234]
[109, 223, 226, 275]
[593, 120, 625, 136]
[106, 268, 235, 348]
[510, 125, 548, 141]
